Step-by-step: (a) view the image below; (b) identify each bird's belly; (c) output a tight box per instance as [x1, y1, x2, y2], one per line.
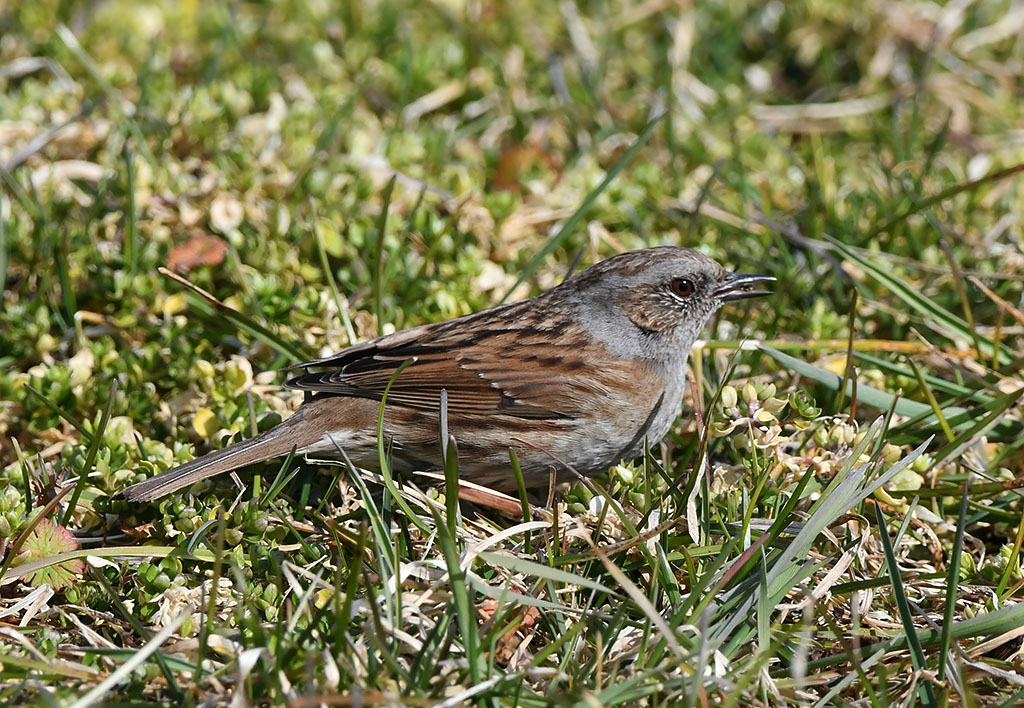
[447, 375, 684, 488]
[556, 375, 684, 477]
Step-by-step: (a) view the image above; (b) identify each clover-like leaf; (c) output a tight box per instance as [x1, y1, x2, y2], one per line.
[14, 518, 86, 590]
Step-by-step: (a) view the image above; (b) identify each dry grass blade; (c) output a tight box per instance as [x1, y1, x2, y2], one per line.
[478, 550, 616, 595]
[967, 275, 1024, 328]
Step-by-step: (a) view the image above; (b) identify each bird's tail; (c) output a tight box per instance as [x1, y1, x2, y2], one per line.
[118, 399, 331, 502]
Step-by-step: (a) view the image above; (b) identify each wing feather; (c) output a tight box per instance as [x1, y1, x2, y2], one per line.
[283, 300, 596, 420]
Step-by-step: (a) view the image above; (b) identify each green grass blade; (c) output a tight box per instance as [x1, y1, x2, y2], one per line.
[160, 267, 308, 363]
[873, 501, 936, 707]
[369, 358, 433, 536]
[62, 378, 117, 525]
[309, 200, 357, 346]
[24, 384, 91, 441]
[433, 506, 481, 685]
[906, 356, 954, 442]
[55, 24, 157, 167]
[824, 235, 1008, 365]
[760, 346, 942, 419]
[928, 388, 1024, 471]
[871, 162, 1024, 238]
[123, 145, 138, 274]
[373, 175, 397, 337]
[938, 476, 969, 684]
[0, 192, 7, 298]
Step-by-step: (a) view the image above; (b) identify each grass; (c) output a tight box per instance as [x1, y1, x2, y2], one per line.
[2, 0, 1024, 705]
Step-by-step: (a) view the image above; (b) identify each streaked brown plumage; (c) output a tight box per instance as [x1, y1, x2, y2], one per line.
[119, 247, 772, 502]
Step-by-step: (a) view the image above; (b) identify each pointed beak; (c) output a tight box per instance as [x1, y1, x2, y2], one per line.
[713, 272, 776, 302]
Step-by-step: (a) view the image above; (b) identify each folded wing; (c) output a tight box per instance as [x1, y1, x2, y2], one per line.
[283, 301, 601, 421]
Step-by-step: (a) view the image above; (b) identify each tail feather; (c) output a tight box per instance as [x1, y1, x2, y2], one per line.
[118, 403, 327, 502]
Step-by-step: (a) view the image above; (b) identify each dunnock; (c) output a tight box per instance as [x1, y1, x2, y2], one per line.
[120, 246, 772, 502]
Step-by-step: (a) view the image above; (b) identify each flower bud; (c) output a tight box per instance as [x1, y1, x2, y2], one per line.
[813, 426, 829, 447]
[912, 454, 932, 473]
[0, 486, 23, 512]
[613, 464, 635, 485]
[742, 383, 758, 405]
[829, 424, 847, 446]
[37, 333, 58, 354]
[720, 385, 738, 410]
[959, 552, 976, 579]
[881, 443, 902, 463]
[888, 467, 922, 492]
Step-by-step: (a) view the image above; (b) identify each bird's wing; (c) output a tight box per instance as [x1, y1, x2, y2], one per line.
[283, 302, 607, 420]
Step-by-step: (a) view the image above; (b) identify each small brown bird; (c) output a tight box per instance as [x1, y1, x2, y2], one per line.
[120, 247, 772, 502]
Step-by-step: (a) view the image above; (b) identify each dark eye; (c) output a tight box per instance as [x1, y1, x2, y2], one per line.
[670, 278, 695, 298]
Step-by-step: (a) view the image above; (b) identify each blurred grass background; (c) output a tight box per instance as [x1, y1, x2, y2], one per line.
[2, 0, 1024, 704]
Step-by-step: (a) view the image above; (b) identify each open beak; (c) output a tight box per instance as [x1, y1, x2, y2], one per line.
[713, 272, 776, 302]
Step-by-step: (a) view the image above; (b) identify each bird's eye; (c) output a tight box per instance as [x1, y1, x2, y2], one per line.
[670, 278, 695, 298]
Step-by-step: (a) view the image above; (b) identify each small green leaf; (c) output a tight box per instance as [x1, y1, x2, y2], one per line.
[14, 519, 86, 590]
